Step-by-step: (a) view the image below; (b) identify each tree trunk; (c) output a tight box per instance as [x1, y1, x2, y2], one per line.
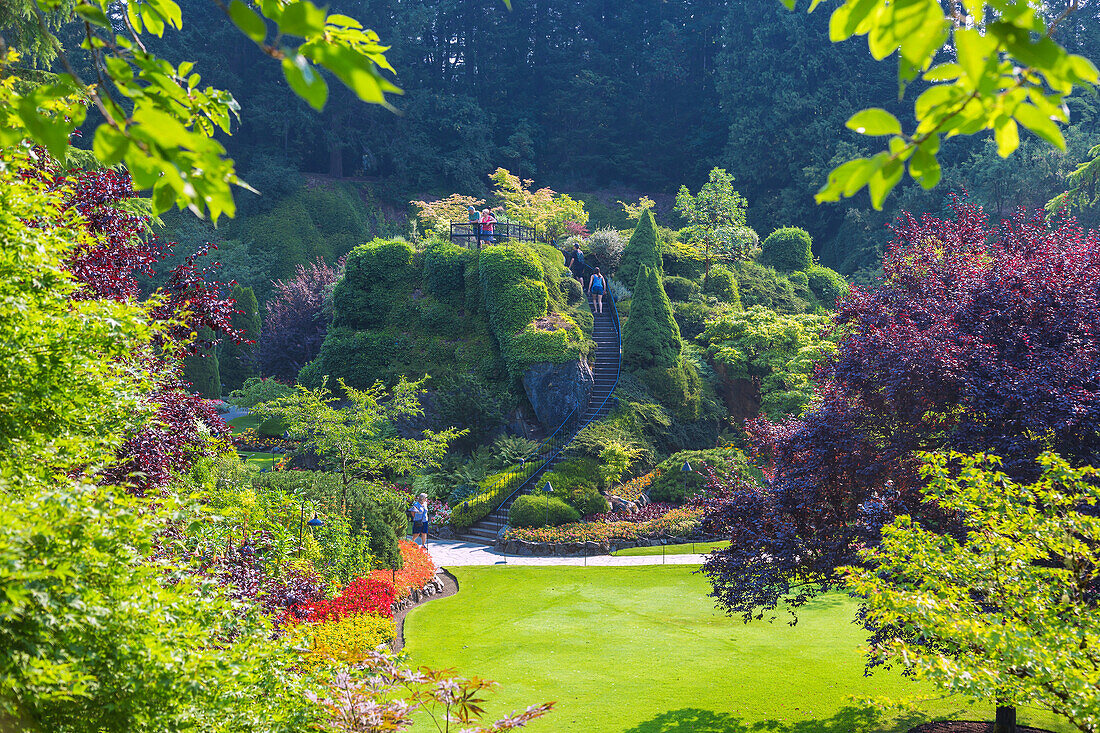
[994, 705, 1017, 733]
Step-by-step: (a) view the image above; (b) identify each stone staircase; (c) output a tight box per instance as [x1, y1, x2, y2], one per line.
[459, 295, 621, 544]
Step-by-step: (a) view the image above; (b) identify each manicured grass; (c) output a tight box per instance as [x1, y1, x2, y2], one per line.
[238, 450, 277, 470]
[227, 413, 260, 434]
[612, 539, 730, 556]
[404, 566, 1072, 733]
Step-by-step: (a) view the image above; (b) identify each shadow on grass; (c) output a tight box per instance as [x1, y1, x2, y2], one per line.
[622, 704, 927, 733]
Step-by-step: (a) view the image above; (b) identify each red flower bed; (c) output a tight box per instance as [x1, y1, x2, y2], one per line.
[301, 577, 395, 622]
[586, 502, 675, 524]
[370, 540, 436, 601]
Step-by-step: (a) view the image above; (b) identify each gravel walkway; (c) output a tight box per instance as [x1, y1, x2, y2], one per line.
[423, 538, 708, 567]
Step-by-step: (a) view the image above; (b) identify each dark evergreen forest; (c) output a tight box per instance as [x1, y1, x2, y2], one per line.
[64, 0, 1100, 281]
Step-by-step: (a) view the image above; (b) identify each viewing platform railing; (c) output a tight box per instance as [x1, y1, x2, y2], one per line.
[450, 221, 538, 249]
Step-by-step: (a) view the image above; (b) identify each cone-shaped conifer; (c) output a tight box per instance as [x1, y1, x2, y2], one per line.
[618, 209, 662, 287]
[622, 264, 681, 371]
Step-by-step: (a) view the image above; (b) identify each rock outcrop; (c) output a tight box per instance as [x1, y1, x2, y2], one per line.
[522, 359, 593, 431]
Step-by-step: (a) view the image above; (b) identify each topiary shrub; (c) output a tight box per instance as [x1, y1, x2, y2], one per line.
[332, 239, 417, 329]
[703, 265, 740, 307]
[788, 270, 809, 288]
[623, 265, 682, 371]
[479, 245, 548, 337]
[560, 276, 584, 304]
[807, 264, 849, 306]
[761, 227, 813, 273]
[661, 238, 706, 280]
[662, 275, 701, 302]
[508, 494, 581, 528]
[424, 242, 471, 303]
[618, 209, 663, 287]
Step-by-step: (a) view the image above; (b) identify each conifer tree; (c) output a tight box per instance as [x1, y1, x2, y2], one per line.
[183, 326, 221, 399]
[219, 284, 261, 391]
[622, 265, 681, 371]
[617, 209, 662, 287]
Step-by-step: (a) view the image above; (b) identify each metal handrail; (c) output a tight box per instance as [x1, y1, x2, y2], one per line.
[450, 221, 538, 249]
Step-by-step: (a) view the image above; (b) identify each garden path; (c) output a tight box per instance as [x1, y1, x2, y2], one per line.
[426, 538, 707, 567]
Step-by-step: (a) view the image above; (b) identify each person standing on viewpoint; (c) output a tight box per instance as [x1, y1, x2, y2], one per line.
[480, 208, 496, 244]
[410, 493, 430, 549]
[590, 266, 606, 314]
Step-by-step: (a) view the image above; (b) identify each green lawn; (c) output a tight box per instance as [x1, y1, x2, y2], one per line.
[612, 539, 730, 556]
[404, 566, 1071, 733]
[227, 413, 260, 434]
[238, 450, 277, 470]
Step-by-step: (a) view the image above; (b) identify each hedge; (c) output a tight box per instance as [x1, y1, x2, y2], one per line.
[182, 326, 220, 399]
[761, 227, 813, 273]
[509, 494, 581, 528]
[219, 284, 260, 392]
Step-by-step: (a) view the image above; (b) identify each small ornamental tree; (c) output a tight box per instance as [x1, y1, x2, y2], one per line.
[618, 209, 663, 288]
[760, 227, 813, 273]
[255, 376, 463, 508]
[675, 167, 749, 283]
[410, 193, 486, 238]
[622, 265, 681, 371]
[256, 257, 345, 381]
[219, 284, 260, 392]
[703, 199, 1100, 622]
[848, 452, 1100, 733]
[488, 167, 588, 241]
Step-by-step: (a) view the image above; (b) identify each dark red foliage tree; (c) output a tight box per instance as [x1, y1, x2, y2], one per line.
[39, 161, 241, 493]
[255, 257, 345, 381]
[703, 200, 1100, 621]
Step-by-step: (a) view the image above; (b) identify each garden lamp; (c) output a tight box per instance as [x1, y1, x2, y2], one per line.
[543, 481, 554, 528]
[307, 515, 324, 528]
[681, 462, 697, 556]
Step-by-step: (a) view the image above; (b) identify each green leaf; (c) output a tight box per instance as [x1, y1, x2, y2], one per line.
[993, 116, 1019, 158]
[278, 1, 327, 37]
[955, 28, 996, 85]
[778, 0, 796, 9]
[846, 108, 902, 136]
[868, 158, 904, 210]
[92, 125, 130, 165]
[74, 4, 110, 27]
[1014, 103, 1066, 150]
[281, 55, 328, 111]
[229, 0, 267, 43]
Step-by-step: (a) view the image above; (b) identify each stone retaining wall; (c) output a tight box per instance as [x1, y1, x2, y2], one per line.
[390, 575, 447, 615]
[493, 534, 713, 557]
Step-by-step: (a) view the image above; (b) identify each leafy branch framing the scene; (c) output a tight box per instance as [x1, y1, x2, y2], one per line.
[0, 0, 404, 222]
[791, 0, 1099, 209]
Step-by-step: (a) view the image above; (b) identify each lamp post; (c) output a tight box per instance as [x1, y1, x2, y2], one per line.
[543, 481, 554, 528]
[681, 461, 698, 556]
[298, 502, 325, 557]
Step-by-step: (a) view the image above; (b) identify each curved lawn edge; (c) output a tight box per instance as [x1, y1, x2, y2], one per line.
[390, 569, 459, 653]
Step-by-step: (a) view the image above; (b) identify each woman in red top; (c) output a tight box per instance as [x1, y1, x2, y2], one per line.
[480, 209, 496, 243]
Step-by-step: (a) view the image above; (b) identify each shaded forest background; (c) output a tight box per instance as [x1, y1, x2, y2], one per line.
[57, 0, 1100, 292]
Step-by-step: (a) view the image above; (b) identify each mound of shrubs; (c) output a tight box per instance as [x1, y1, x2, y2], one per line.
[761, 227, 813, 273]
[509, 494, 581, 528]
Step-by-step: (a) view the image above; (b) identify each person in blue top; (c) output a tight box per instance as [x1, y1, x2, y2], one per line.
[410, 493, 430, 549]
[589, 266, 606, 314]
[567, 242, 588, 292]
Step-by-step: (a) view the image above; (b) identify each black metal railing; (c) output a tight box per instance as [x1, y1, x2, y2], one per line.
[450, 221, 538, 249]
